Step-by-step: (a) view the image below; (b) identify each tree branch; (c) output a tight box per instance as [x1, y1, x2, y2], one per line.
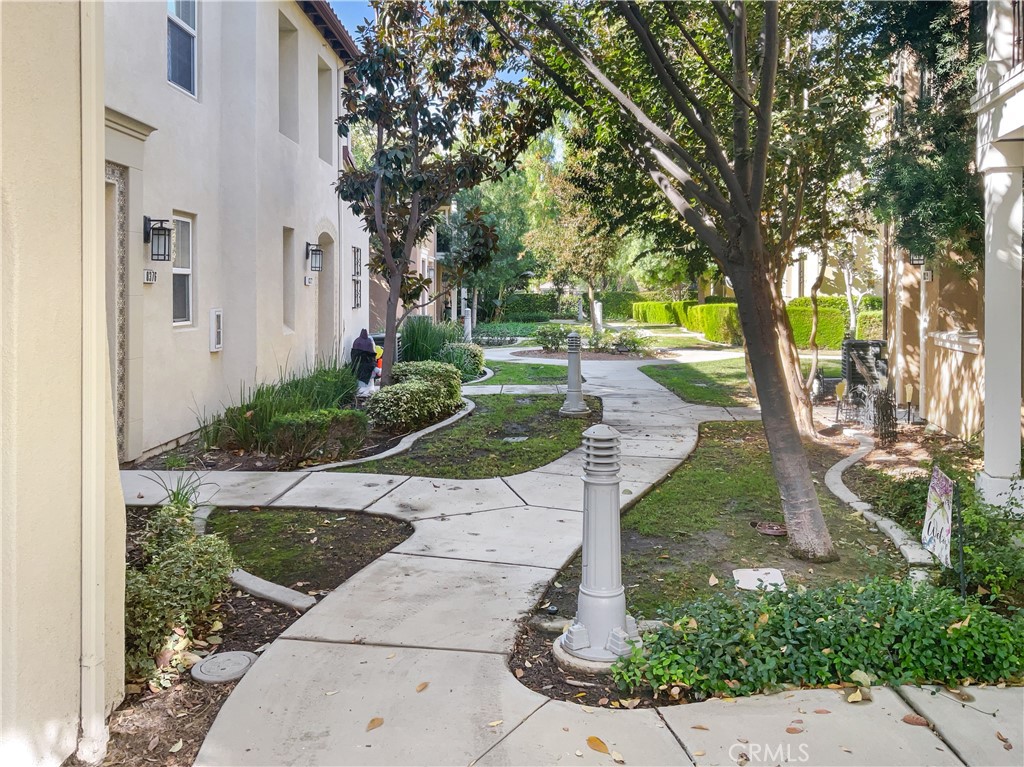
[730, 1, 751, 193]
[644, 164, 726, 260]
[749, 1, 780, 213]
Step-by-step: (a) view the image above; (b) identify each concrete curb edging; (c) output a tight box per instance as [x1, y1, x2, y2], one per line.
[466, 367, 494, 384]
[309, 397, 476, 471]
[825, 430, 937, 571]
[228, 568, 317, 613]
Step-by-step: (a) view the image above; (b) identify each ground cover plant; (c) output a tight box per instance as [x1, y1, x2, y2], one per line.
[196, 358, 357, 454]
[539, 421, 903, 621]
[339, 394, 600, 479]
[207, 508, 411, 594]
[485, 361, 568, 386]
[612, 579, 1024, 700]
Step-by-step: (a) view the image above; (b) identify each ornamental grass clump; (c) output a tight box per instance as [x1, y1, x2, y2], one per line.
[612, 579, 1024, 700]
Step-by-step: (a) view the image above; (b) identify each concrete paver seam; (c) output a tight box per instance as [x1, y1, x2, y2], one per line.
[500, 476, 533, 508]
[892, 687, 970, 767]
[467, 700, 552, 767]
[261, 472, 312, 506]
[391, 550, 562, 572]
[275, 634, 512, 657]
[654, 706, 698, 766]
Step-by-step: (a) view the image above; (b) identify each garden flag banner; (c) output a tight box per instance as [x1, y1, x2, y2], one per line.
[921, 466, 955, 568]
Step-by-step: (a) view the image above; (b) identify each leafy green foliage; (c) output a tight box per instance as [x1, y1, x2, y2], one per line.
[613, 579, 1024, 697]
[200, 360, 357, 452]
[610, 329, 654, 354]
[595, 291, 643, 320]
[268, 409, 368, 465]
[689, 305, 743, 345]
[787, 307, 846, 350]
[398, 316, 465, 363]
[632, 302, 677, 325]
[535, 324, 571, 352]
[368, 360, 464, 433]
[503, 312, 552, 323]
[856, 310, 885, 340]
[391, 360, 463, 404]
[472, 321, 540, 346]
[125, 503, 234, 680]
[438, 342, 485, 380]
[672, 301, 697, 327]
[555, 294, 584, 319]
[504, 293, 557, 315]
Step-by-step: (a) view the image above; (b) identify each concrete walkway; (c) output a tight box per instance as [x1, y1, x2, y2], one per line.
[120, 349, 1022, 767]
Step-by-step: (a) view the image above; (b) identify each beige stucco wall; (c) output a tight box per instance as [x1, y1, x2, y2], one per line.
[104, 1, 370, 458]
[2, 2, 126, 764]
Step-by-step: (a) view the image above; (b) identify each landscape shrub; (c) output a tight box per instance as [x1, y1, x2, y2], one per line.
[203, 359, 357, 452]
[268, 408, 368, 463]
[399, 316, 463, 362]
[861, 295, 884, 311]
[504, 292, 557, 316]
[556, 294, 583, 319]
[125, 502, 234, 680]
[504, 312, 552, 323]
[439, 342, 485, 380]
[703, 296, 736, 304]
[367, 373, 462, 433]
[596, 291, 643, 320]
[536, 323, 571, 351]
[856, 310, 885, 340]
[611, 329, 654, 354]
[688, 304, 742, 344]
[672, 300, 697, 327]
[581, 327, 614, 352]
[612, 579, 1024, 698]
[632, 301, 676, 324]
[787, 295, 850, 317]
[786, 306, 846, 349]
[390, 360, 462, 406]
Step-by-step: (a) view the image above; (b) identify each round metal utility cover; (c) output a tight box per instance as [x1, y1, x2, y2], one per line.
[191, 651, 259, 684]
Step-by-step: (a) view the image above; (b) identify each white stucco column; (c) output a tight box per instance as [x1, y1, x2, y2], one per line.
[978, 166, 1023, 502]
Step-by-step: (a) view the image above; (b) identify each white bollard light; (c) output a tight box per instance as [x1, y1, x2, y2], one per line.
[557, 424, 641, 663]
[560, 331, 590, 417]
[463, 308, 473, 343]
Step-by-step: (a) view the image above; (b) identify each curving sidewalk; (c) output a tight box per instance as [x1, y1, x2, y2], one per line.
[119, 352, 1020, 767]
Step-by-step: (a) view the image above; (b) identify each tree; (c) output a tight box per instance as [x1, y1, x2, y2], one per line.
[336, 0, 548, 383]
[476, 1, 874, 560]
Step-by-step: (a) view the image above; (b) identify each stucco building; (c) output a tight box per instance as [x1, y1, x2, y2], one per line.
[105, 0, 370, 461]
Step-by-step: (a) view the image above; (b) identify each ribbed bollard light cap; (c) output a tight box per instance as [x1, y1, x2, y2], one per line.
[582, 423, 620, 474]
[567, 331, 581, 351]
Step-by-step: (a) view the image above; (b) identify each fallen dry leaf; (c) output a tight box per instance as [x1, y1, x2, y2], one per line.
[416, 682, 429, 693]
[611, 750, 625, 764]
[599, 697, 610, 705]
[580, 705, 595, 714]
[691, 725, 709, 731]
[487, 720, 503, 727]
[367, 717, 384, 732]
[1005, 742, 1014, 751]
[693, 751, 706, 757]
[757, 613, 769, 627]
[325, 690, 339, 696]
[814, 709, 831, 714]
[902, 714, 929, 727]
[147, 736, 159, 752]
[840, 746, 853, 753]
[687, 617, 698, 630]
[997, 732, 1009, 743]
[386, 652, 396, 659]
[708, 574, 719, 586]
[846, 689, 863, 703]
[786, 727, 804, 734]
[587, 736, 610, 754]
[623, 698, 640, 709]
[515, 668, 525, 679]
[563, 727, 570, 732]
[168, 740, 183, 754]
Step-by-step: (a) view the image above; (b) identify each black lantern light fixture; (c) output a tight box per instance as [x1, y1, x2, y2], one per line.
[143, 216, 172, 262]
[306, 242, 324, 272]
[907, 252, 926, 266]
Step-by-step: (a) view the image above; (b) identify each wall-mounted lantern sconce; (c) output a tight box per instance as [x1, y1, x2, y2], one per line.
[907, 252, 926, 266]
[306, 242, 324, 272]
[143, 216, 172, 261]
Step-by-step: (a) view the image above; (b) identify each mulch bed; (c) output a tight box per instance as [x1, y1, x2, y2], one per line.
[126, 428, 407, 472]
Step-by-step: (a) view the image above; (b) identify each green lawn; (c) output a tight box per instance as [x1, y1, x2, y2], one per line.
[484, 360, 568, 386]
[640, 358, 751, 407]
[542, 421, 904, 619]
[336, 393, 600, 478]
[648, 334, 733, 351]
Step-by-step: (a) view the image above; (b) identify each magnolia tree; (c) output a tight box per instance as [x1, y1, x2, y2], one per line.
[474, 1, 894, 561]
[336, 0, 548, 383]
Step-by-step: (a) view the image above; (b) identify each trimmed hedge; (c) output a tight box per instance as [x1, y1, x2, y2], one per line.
[596, 291, 643, 320]
[368, 360, 464, 432]
[536, 324, 571, 351]
[703, 296, 736, 304]
[556, 294, 582, 319]
[856, 310, 885, 340]
[391, 360, 463, 405]
[673, 300, 697, 327]
[504, 312, 551, 323]
[787, 307, 847, 350]
[688, 304, 742, 344]
[632, 301, 676, 324]
[269, 408, 368, 463]
[504, 293, 557, 316]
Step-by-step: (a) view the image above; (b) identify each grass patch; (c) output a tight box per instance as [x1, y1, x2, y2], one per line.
[207, 508, 411, 593]
[648, 334, 732, 351]
[542, 421, 903, 620]
[800, 358, 843, 379]
[337, 394, 601, 479]
[640, 358, 750, 407]
[485, 361, 568, 386]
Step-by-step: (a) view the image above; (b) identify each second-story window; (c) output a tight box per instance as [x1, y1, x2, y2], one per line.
[168, 1, 197, 95]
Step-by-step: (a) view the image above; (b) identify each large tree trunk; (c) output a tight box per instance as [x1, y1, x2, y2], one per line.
[381, 266, 404, 385]
[730, 262, 837, 562]
[771, 279, 816, 438]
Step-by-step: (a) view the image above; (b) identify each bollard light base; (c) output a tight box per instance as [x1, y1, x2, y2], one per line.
[552, 634, 616, 676]
[559, 404, 591, 418]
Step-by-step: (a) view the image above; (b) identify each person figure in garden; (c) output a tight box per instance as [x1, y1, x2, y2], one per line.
[351, 329, 377, 398]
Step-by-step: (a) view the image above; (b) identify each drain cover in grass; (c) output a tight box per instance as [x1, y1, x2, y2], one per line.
[502, 436, 528, 443]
